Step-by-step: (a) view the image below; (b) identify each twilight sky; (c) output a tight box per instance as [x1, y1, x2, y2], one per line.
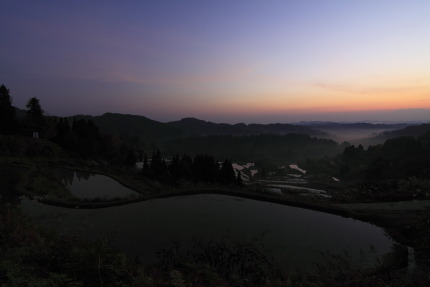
[1, 0, 430, 123]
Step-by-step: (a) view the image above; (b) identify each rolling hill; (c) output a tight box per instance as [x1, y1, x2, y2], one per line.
[376, 123, 430, 140]
[167, 117, 325, 137]
[69, 113, 327, 144]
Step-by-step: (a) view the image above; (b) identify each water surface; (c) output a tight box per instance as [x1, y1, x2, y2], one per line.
[55, 169, 139, 199]
[22, 194, 394, 271]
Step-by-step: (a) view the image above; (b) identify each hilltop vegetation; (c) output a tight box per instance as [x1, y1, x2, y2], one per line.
[72, 113, 181, 144]
[167, 117, 325, 137]
[376, 123, 430, 140]
[161, 133, 343, 166]
[71, 113, 326, 146]
[306, 132, 430, 202]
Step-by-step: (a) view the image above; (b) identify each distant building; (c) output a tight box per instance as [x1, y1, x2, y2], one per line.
[32, 131, 39, 139]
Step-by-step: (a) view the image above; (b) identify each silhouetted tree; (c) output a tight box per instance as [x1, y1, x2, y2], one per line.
[26, 97, 44, 122]
[150, 150, 169, 180]
[169, 154, 181, 180]
[141, 151, 240, 186]
[339, 164, 350, 177]
[53, 118, 75, 148]
[179, 154, 193, 180]
[26, 97, 46, 136]
[69, 118, 104, 156]
[220, 159, 236, 184]
[0, 84, 16, 134]
[193, 154, 219, 182]
[168, 153, 195, 182]
[236, 170, 243, 186]
[343, 145, 356, 158]
[124, 147, 137, 166]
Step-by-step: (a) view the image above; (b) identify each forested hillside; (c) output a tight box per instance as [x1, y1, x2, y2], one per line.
[307, 132, 430, 201]
[376, 124, 430, 140]
[70, 113, 326, 145]
[162, 133, 344, 165]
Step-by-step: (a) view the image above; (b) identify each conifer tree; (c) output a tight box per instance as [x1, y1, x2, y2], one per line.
[26, 97, 45, 136]
[220, 159, 236, 184]
[236, 170, 243, 186]
[150, 150, 169, 180]
[26, 97, 44, 123]
[0, 84, 16, 134]
[179, 154, 193, 180]
[124, 148, 137, 166]
[169, 154, 180, 180]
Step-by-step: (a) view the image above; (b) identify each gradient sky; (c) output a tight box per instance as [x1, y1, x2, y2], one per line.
[1, 0, 430, 123]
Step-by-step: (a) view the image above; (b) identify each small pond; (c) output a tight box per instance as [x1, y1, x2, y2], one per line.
[54, 169, 139, 199]
[21, 193, 395, 272]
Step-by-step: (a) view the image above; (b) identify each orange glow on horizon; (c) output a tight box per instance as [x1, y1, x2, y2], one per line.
[188, 86, 430, 118]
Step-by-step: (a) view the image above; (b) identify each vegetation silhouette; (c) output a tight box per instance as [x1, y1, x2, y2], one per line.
[0, 84, 16, 135]
[144, 150, 240, 186]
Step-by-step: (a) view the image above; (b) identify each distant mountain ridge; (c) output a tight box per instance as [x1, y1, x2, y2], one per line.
[67, 112, 429, 146]
[69, 113, 326, 143]
[167, 117, 325, 137]
[297, 121, 411, 130]
[376, 123, 430, 139]
[70, 113, 181, 143]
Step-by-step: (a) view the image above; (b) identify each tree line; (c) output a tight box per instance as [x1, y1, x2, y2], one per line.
[0, 84, 47, 136]
[332, 133, 430, 200]
[0, 84, 139, 164]
[52, 117, 136, 164]
[142, 150, 242, 186]
[0, 84, 242, 185]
